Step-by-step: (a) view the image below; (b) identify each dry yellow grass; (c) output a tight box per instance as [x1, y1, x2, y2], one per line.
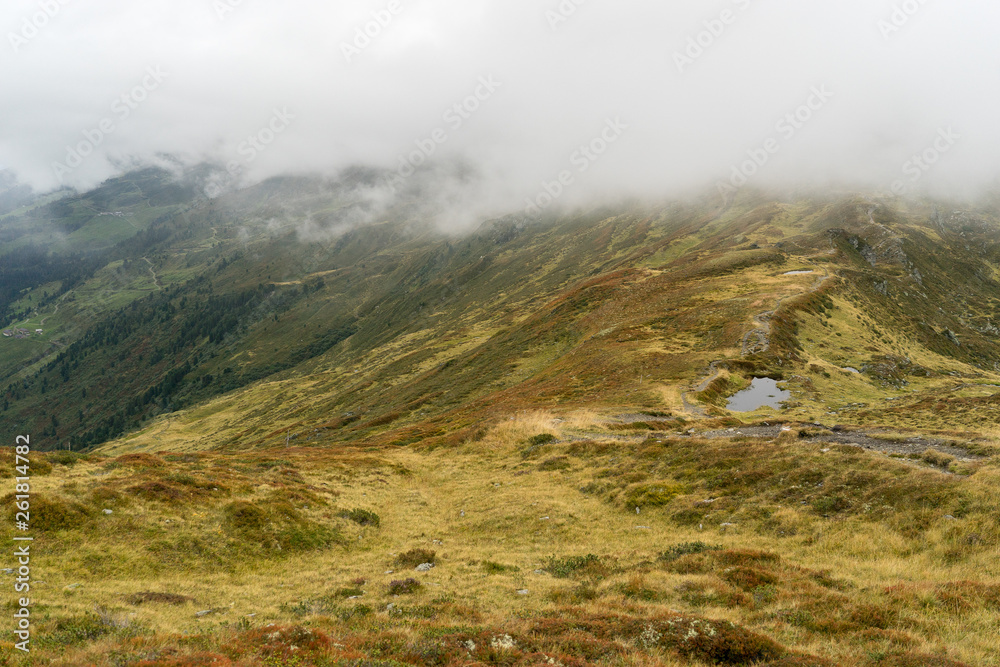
[4, 409, 998, 665]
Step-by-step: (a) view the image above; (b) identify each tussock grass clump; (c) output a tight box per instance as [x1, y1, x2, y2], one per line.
[547, 582, 602, 603]
[482, 561, 519, 574]
[89, 486, 128, 507]
[126, 481, 185, 503]
[778, 595, 902, 636]
[223, 500, 268, 534]
[609, 421, 656, 431]
[545, 554, 613, 580]
[760, 657, 836, 666]
[45, 450, 87, 466]
[659, 541, 722, 562]
[714, 550, 782, 567]
[884, 580, 1000, 614]
[916, 448, 956, 468]
[394, 548, 436, 568]
[566, 440, 616, 457]
[812, 495, 852, 515]
[676, 579, 750, 609]
[221, 500, 338, 555]
[114, 453, 166, 469]
[721, 566, 779, 591]
[339, 507, 381, 526]
[38, 612, 146, 648]
[7, 493, 93, 531]
[268, 486, 325, 505]
[622, 481, 684, 509]
[538, 456, 572, 471]
[618, 575, 661, 601]
[522, 432, 558, 458]
[0, 447, 52, 477]
[336, 586, 365, 598]
[876, 654, 971, 667]
[124, 592, 193, 606]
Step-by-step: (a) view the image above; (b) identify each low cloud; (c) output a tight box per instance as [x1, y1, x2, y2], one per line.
[3, 0, 1000, 225]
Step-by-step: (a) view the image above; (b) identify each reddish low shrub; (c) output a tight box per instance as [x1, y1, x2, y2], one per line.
[137, 652, 233, 666]
[127, 481, 184, 503]
[241, 625, 331, 661]
[721, 566, 779, 591]
[115, 453, 166, 468]
[760, 657, 835, 667]
[878, 654, 971, 667]
[529, 612, 786, 665]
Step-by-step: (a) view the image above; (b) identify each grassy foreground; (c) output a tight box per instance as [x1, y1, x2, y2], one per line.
[1, 411, 997, 666]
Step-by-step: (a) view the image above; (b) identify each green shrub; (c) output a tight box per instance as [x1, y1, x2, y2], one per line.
[482, 561, 519, 574]
[659, 542, 722, 562]
[41, 614, 114, 646]
[545, 554, 612, 579]
[46, 450, 85, 466]
[114, 453, 166, 469]
[336, 587, 365, 599]
[548, 583, 601, 603]
[623, 482, 684, 509]
[528, 433, 557, 446]
[395, 549, 436, 568]
[538, 456, 572, 471]
[812, 496, 851, 515]
[221, 500, 337, 555]
[340, 508, 381, 527]
[9, 494, 93, 532]
[223, 501, 268, 534]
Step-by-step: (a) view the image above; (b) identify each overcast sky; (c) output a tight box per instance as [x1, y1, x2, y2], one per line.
[3, 0, 1000, 216]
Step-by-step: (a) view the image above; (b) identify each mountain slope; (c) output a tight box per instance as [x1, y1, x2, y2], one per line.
[2, 173, 1000, 666]
[5, 176, 1000, 452]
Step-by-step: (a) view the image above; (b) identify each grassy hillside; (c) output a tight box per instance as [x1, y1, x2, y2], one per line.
[0, 413, 996, 665]
[1, 172, 1000, 665]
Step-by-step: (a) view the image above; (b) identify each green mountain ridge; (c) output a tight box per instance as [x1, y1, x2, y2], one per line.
[2, 168, 1000, 451]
